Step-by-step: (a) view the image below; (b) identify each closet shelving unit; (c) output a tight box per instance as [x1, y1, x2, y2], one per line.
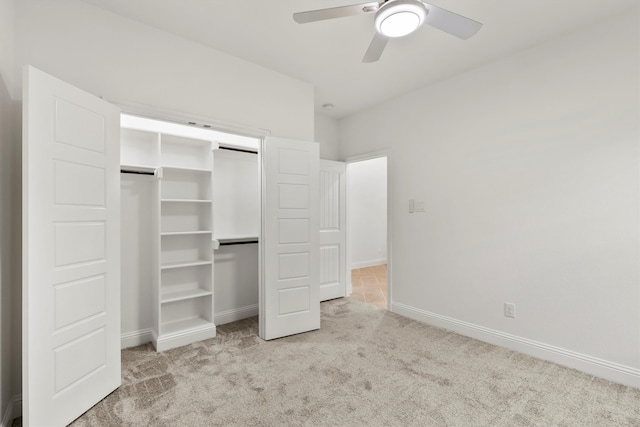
[121, 122, 218, 351]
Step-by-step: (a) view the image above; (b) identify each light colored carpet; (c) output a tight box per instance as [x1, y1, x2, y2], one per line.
[70, 298, 640, 426]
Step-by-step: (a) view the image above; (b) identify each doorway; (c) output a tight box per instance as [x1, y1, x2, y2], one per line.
[347, 155, 388, 310]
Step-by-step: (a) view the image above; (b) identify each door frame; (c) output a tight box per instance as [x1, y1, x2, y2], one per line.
[345, 149, 392, 310]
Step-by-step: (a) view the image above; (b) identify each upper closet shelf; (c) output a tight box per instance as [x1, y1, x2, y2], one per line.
[160, 166, 212, 174]
[161, 199, 212, 204]
[121, 114, 261, 151]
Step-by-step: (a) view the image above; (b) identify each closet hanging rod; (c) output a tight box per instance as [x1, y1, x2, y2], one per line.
[219, 146, 258, 155]
[120, 169, 155, 176]
[219, 240, 259, 246]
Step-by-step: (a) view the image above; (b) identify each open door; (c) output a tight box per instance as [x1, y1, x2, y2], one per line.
[259, 137, 320, 340]
[23, 66, 121, 426]
[319, 160, 346, 301]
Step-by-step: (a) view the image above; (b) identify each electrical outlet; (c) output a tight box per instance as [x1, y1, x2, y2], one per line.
[504, 302, 516, 318]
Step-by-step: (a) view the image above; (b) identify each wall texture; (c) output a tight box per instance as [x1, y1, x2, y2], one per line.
[339, 10, 640, 386]
[348, 157, 387, 269]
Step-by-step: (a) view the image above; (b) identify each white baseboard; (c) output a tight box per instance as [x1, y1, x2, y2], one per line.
[2, 395, 21, 427]
[121, 328, 154, 349]
[120, 305, 260, 349]
[350, 258, 387, 270]
[392, 302, 640, 389]
[215, 304, 259, 325]
[155, 324, 216, 352]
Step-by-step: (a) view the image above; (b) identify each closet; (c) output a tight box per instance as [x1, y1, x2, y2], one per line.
[22, 65, 326, 425]
[120, 114, 260, 351]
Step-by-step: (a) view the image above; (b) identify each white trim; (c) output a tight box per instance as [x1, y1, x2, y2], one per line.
[350, 258, 387, 270]
[392, 302, 640, 389]
[154, 325, 217, 352]
[121, 329, 154, 349]
[345, 148, 391, 163]
[109, 99, 271, 139]
[1, 395, 21, 427]
[215, 304, 259, 326]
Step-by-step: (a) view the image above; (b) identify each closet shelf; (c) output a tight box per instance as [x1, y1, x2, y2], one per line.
[161, 288, 212, 304]
[161, 260, 212, 270]
[161, 316, 213, 337]
[161, 165, 212, 174]
[161, 230, 212, 236]
[161, 199, 212, 204]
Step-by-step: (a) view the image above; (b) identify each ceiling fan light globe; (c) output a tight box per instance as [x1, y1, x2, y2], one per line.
[375, 0, 427, 38]
[380, 12, 420, 37]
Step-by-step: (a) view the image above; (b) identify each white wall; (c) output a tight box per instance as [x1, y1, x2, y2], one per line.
[348, 157, 387, 269]
[13, 0, 314, 141]
[120, 175, 154, 336]
[213, 150, 260, 239]
[339, 11, 640, 386]
[314, 113, 340, 161]
[214, 245, 259, 325]
[0, 0, 20, 423]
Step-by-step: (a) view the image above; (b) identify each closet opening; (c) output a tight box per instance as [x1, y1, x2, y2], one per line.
[119, 113, 262, 351]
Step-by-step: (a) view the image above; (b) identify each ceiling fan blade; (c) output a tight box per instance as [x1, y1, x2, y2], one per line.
[362, 33, 389, 63]
[294, 2, 380, 24]
[421, 2, 482, 39]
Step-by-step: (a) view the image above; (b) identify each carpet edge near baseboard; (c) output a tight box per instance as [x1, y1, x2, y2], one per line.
[392, 302, 640, 389]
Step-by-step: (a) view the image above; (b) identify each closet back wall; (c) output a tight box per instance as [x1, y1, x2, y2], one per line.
[121, 175, 154, 336]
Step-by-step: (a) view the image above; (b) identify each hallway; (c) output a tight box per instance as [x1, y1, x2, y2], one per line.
[349, 264, 387, 310]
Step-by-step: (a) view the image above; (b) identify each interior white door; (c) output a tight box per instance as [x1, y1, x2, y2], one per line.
[23, 66, 121, 426]
[319, 160, 346, 301]
[259, 137, 320, 340]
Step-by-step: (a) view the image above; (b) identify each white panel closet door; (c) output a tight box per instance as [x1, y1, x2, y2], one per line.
[319, 160, 346, 301]
[23, 66, 121, 426]
[260, 137, 320, 340]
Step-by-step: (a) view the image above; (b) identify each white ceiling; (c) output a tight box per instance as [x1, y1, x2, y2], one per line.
[79, 0, 637, 118]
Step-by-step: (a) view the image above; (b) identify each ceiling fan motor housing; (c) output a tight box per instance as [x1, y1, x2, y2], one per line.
[375, 0, 428, 38]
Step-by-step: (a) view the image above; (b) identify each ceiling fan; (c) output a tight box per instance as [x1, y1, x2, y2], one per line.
[293, 0, 482, 63]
